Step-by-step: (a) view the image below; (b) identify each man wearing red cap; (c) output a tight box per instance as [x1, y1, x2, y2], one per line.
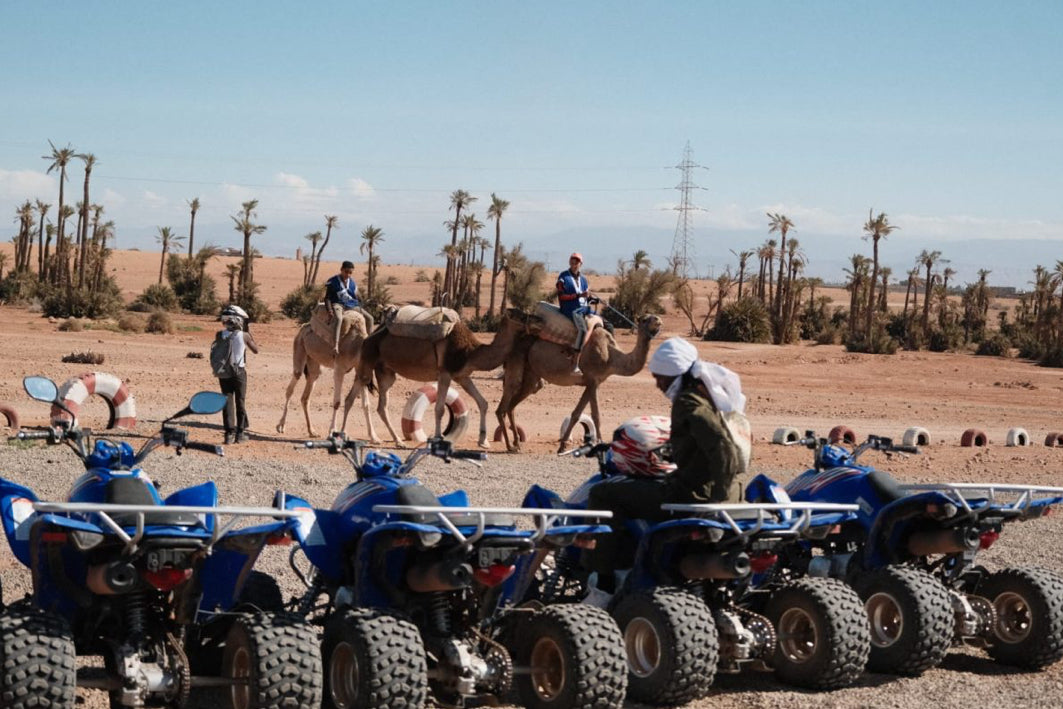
[556, 252, 594, 374]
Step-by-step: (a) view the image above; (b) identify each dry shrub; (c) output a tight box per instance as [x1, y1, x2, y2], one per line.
[118, 314, 145, 333]
[146, 311, 175, 335]
[61, 351, 105, 365]
[58, 318, 84, 332]
[186, 352, 204, 359]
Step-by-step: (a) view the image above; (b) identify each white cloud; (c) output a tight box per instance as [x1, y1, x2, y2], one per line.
[347, 178, 375, 200]
[0, 169, 53, 201]
[142, 191, 167, 209]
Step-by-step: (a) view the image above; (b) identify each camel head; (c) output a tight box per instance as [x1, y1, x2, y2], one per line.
[505, 308, 545, 335]
[639, 314, 663, 339]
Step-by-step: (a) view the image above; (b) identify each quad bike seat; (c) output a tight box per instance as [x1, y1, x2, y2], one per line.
[867, 469, 906, 505]
[396, 484, 516, 528]
[106, 477, 201, 527]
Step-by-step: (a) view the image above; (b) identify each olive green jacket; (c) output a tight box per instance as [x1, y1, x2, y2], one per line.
[668, 386, 744, 503]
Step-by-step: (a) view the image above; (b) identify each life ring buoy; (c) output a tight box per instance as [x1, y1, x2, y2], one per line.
[51, 372, 137, 430]
[0, 403, 19, 432]
[401, 384, 469, 443]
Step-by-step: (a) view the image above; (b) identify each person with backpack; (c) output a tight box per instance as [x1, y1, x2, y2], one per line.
[211, 305, 259, 444]
[584, 336, 751, 594]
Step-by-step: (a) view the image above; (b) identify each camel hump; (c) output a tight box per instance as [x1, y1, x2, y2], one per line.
[385, 304, 460, 340]
[533, 301, 603, 348]
[309, 303, 366, 344]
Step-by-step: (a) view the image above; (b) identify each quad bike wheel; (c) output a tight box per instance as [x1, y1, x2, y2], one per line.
[512, 603, 627, 709]
[764, 577, 870, 689]
[854, 565, 952, 676]
[222, 611, 323, 709]
[979, 567, 1063, 669]
[322, 608, 428, 709]
[238, 571, 286, 612]
[0, 604, 76, 709]
[610, 587, 717, 705]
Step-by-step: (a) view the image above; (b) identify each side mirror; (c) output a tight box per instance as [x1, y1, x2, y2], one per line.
[23, 376, 59, 403]
[189, 391, 227, 415]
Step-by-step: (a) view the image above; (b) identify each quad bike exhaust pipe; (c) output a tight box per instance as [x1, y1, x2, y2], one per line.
[679, 551, 751, 580]
[907, 527, 981, 556]
[86, 561, 140, 595]
[406, 558, 474, 592]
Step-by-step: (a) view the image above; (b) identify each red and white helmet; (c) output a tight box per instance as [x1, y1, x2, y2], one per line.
[607, 415, 676, 478]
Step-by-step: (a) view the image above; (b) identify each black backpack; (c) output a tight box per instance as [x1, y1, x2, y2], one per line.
[210, 332, 237, 378]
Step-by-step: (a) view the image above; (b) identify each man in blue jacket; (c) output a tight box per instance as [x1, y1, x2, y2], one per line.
[556, 252, 594, 374]
[325, 261, 362, 355]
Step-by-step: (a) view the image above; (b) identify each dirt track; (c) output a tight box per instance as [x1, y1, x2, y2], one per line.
[2, 250, 1063, 707]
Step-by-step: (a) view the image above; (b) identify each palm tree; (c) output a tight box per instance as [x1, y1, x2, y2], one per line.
[903, 267, 920, 316]
[917, 250, 942, 338]
[631, 250, 651, 271]
[231, 200, 266, 298]
[444, 190, 476, 298]
[767, 213, 794, 322]
[844, 254, 870, 339]
[224, 263, 241, 302]
[359, 224, 385, 297]
[729, 249, 753, 299]
[35, 200, 51, 278]
[55, 204, 76, 285]
[75, 152, 97, 287]
[155, 227, 185, 284]
[302, 231, 322, 287]
[862, 210, 899, 337]
[878, 267, 892, 312]
[486, 193, 510, 318]
[186, 197, 201, 256]
[311, 215, 338, 286]
[43, 141, 77, 284]
[941, 266, 956, 295]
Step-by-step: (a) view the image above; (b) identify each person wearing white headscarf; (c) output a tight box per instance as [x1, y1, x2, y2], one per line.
[585, 337, 750, 591]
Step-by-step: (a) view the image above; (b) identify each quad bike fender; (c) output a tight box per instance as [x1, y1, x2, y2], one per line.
[865, 490, 957, 567]
[164, 481, 219, 532]
[438, 489, 469, 506]
[522, 484, 567, 510]
[745, 473, 791, 504]
[284, 501, 346, 584]
[1, 480, 40, 565]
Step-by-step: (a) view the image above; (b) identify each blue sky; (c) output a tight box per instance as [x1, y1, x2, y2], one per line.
[1, 1, 1061, 286]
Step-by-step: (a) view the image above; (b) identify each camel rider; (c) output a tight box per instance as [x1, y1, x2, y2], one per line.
[556, 252, 594, 374]
[325, 261, 373, 355]
[584, 337, 749, 595]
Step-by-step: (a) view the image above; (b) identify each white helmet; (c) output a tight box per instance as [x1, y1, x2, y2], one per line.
[607, 415, 676, 478]
[220, 304, 249, 320]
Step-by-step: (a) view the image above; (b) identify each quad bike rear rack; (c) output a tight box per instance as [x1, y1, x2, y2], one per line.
[659, 502, 859, 537]
[373, 505, 612, 547]
[898, 483, 1063, 519]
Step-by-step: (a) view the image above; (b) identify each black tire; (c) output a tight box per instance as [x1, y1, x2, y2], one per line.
[512, 604, 627, 709]
[853, 565, 952, 676]
[0, 605, 76, 709]
[611, 587, 717, 705]
[322, 608, 428, 709]
[222, 611, 323, 709]
[764, 577, 871, 689]
[238, 571, 286, 612]
[979, 566, 1063, 669]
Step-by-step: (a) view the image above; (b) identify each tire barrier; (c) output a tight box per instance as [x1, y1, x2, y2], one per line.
[560, 414, 597, 442]
[902, 427, 932, 447]
[492, 424, 527, 443]
[1005, 428, 1030, 447]
[0, 403, 19, 432]
[828, 425, 857, 445]
[960, 428, 988, 447]
[51, 372, 136, 429]
[400, 384, 469, 443]
[772, 427, 801, 445]
[1045, 433, 1063, 447]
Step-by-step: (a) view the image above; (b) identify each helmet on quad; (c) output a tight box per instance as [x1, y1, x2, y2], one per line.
[606, 415, 676, 478]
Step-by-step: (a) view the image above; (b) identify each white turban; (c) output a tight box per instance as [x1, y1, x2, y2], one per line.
[648, 337, 746, 414]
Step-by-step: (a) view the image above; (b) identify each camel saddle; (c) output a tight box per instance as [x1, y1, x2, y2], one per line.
[534, 301, 604, 349]
[309, 303, 366, 346]
[384, 304, 460, 341]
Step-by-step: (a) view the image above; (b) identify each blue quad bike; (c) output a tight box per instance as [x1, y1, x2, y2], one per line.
[0, 376, 322, 709]
[284, 434, 628, 709]
[521, 439, 870, 706]
[773, 431, 1063, 676]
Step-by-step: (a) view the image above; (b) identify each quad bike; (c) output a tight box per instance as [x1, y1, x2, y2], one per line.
[521, 436, 869, 706]
[284, 433, 628, 709]
[0, 375, 322, 709]
[774, 431, 1063, 675]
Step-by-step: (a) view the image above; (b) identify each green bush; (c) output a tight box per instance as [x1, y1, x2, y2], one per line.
[280, 285, 322, 322]
[132, 284, 180, 312]
[146, 311, 175, 334]
[1040, 346, 1063, 368]
[166, 251, 219, 314]
[414, 269, 431, 283]
[707, 297, 771, 343]
[0, 271, 40, 304]
[926, 325, 964, 353]
[975, 334, 1012, 357]
[1015, 333, 1046, 360]
[233, 281, 273, 324]
[465, 312, 501, 333]
[41, 276, 124, 319]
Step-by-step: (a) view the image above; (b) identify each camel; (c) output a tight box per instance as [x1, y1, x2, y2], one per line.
[340, 308, 543, 448]
[275, 310, 372, 437]
[496, 314, 663, 453]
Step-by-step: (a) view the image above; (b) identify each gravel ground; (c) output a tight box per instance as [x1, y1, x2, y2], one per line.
[3, 436, 1063, 709]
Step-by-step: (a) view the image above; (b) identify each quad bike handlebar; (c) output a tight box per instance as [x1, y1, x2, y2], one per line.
[301, 433, 486, 478]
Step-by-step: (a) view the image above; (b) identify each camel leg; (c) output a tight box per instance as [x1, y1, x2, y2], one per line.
[328, 363, 346, 434]
[277, 334, 309, 434]
[588, 389, 603, 444]
[434, 373, 452, 440]
[497, 367, 541, 453]
[300, 361, 323, 437]
[374, 368, 405, 447]
[455, 376, 490, 449]
[558, 385, 596, 454]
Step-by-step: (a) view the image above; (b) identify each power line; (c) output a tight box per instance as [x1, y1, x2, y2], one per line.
[670, 141, 707, 279]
